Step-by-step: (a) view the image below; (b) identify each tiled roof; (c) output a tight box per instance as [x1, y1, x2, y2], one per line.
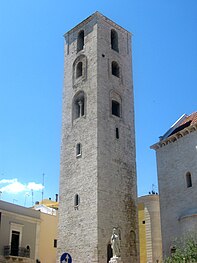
[168, 112, 197, 137]
[151, 111, 197, 150]
[180, 112, 197, 126]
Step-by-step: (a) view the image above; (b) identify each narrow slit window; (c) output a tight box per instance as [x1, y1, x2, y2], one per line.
[54, 239, 57, 248]
[76, 62, 83, 78]
[116, 128, 119, 139]
[111, 29, 119, 52]
[74, 194, 80, 208]
[112, 61, 120, 77]
[112, 100, 120, 117]
[76, 143, 82, 157]
[186, 172, 192, 188]
[77, 30, 84, 52]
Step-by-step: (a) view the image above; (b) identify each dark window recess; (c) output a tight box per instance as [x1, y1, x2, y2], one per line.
[112, 100, 120, 117]
[112, 61, 120, 77]
[186, 172, 192, 188]
[142, 220, 145, 224]
[77, 30, 84, 52]
[74, 194, 80, 207]
[73, 91, 85, 121]
[11, 231, 20, 256]
[107, 243, 113, 262]
[76, 62, 83, 78]
[111, 29, 119, 52]
[116, 128, 119, 139]
[75, 98, 84, 119]
[54, 239, 57, 248]
[76, 143, 81, 156]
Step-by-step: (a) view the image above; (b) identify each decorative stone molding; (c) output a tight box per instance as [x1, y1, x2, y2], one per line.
[150, 123, 197, 150]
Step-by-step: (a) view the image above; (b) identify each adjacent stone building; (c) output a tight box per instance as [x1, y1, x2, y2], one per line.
[151, 112, 197, 258]
[138, 194, 162, 263]
[58, 12, 139, 263]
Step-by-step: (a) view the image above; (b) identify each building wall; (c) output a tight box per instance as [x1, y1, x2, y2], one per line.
[58, 12, 138, 263]
[138, 195, 162, 263]
[0, 200, 40, 263]
[38, 212, 58, 263]
[138, 203, 147, 263]
[155, 131, 197, 257]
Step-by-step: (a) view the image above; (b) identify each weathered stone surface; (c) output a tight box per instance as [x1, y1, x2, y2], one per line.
[153, 126, 197, 258]
[57, 12, 139, 263]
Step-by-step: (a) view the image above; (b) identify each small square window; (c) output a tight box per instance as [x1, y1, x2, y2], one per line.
[142, 220, 145, 224]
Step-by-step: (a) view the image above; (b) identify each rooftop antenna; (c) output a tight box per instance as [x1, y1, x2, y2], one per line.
[42, 173, 45, 203]
[24, 192, 30, 207]
[31, 189, 34, 206]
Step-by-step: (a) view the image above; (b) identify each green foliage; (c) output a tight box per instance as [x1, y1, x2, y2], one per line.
[164, 235, 197, 263]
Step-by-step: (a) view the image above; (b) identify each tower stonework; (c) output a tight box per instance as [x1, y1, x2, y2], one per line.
[58, 12, 138, 263]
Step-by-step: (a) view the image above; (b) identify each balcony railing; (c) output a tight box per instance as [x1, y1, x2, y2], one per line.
[4, 246, 30, 258]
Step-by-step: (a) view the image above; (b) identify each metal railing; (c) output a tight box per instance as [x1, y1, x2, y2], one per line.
[4, 245, 30, 258]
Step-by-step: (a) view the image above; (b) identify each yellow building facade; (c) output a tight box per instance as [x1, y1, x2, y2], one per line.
[138, 195, 162, 263]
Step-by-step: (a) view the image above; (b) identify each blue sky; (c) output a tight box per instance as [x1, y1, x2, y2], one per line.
[0, 0, 196, 206]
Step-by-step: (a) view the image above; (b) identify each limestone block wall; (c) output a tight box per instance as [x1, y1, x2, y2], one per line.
[58, 12, 138, 263]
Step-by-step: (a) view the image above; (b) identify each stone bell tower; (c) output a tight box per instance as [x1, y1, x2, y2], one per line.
[58, 12, 139, 263]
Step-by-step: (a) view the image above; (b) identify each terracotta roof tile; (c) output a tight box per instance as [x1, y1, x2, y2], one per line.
[180, 112, 197, 126]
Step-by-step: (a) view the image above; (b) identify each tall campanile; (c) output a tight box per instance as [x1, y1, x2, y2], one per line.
[58, 12, 138, 263]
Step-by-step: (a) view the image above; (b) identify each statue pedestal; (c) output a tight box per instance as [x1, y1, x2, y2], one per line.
[109, 257, 123, 263]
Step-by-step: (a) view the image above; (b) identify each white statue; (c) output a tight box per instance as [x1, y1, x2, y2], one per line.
[111, 228, 121, 258]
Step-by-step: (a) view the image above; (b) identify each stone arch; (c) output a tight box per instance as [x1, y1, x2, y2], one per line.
[73, 55, 87, 86]
[130, 230, 137, 256]
[72, 90, 86, 121]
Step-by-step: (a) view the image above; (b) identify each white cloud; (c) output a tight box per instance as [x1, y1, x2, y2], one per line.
[0, 178, 17, 184]
[0, 181, 26, 193]
[27, 182, 43, 191]
[0, 178, 44, 194]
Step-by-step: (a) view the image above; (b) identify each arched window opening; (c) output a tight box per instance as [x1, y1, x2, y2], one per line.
[76, 62, 83, 78]
[112, 61, 120, 78]
[77, 30, 84, 52]
[130, 230, 137, 256]
[76, 143, 82, 157]
[73, 91, 86, 121]
[75, 98, 84, 118]
[74, 194, 80, 208]
[111, 29, 119, 52]
[186, 172, 192, 188]
[112, 100, 120, 117]
[107, 243, 113, 262]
